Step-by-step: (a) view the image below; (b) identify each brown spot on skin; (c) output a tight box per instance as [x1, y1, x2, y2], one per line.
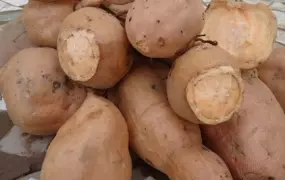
[156, 20, 160, 23]
[52, 81, 61, 93]
[86, 109, 103, 120]
[86, 16, 92, 22]
[273, 68, 284, 80]
[80, 145, 94, 163]
[151, 84, 156, 90]
[216, 158, 222, 165]
[164, 133, 167, 139]
[129, 17, 132, 22]
[42, 74, 50, 79]
[16, 79, 22, 84]
[268, 177, 275, 180]
[180, 30, 183, 34]
[157, 37, 165, 47]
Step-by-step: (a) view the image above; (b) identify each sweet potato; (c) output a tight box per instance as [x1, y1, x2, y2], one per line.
[258, 47, 285, 110]
[58, 7, 132, 89]
[118, 66, 233, 180]
[201, 70, 285, 179]
[0, 17, 35, 68]
[167, 44, 244, 124]
[41, 92, 132, 180]
[0, 48, 86, 135]
[125, 0, 205, 58]
[201, 0, 277, 69]
[23, 0, 74, 47]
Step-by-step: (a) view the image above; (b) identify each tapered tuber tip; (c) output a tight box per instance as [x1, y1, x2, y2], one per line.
[59, 29, 100, 82]
[186, 66, 243, 124]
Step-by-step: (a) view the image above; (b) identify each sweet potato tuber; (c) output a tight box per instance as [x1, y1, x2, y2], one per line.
[41, 92, 132, 180]
[0, 17, 35, 68]
[118, 66, 233, 180]
[201, 0, 277, 69]
[167, 44, 244, 124]
[125, 0, 205, 58]
[0, 48, 86, 135]
[201, 70, 285, 179]
[23, 0, 74, 48]
[258, 47, 285, 111]
[58, 7, 132, 89]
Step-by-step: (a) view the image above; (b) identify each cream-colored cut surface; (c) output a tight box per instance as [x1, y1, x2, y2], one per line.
[186, 66, 242, 124]
[202, 2, 277, 69]
[61, 30, 100, 82]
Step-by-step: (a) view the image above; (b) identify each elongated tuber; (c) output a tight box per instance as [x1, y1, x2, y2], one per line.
[119, 66, 233, 180]
[202, 70, 285, 179]
[41, 92, 132, 180]
[258, 47, 285, 111]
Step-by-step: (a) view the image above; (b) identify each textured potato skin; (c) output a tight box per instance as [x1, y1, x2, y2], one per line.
[167, 45, 241, 124]
[119, 66, 233, 180]
[125, 0, 204, 58]
[258, 47, 285, 110]
[0, 17, 35, 68]
[41, 93, 132, 180]
[201, 71, 285, 180]
[0, 48, 86, 135]
[23, 0, 74, 47]
[58, 7, 131, 89]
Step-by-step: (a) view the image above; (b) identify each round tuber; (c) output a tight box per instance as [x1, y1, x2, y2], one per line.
[41, 92, 132, 180]
[125, 0, 205, 58]
[201, 70, 285, 179]
[167, 44, 244, 124]
[0, 48, 86, 135]
[118, 66, 233, 180]
[58, 7, 132, 89]
[201, 0, 277, 69]
[23, 0, 74, 48]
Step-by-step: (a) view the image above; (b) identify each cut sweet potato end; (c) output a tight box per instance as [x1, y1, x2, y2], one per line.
[59, 29, 100, 82]
[186, 66, 243, 124]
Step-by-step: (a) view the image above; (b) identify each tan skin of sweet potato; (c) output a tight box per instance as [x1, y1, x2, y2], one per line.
[41, 92, 132, 180]
[0, 48, 86, 135]
[167, 44, 244, 124]
[58, 7, 132, 89]
[23, 0, 74, 48]
[125, 0, 204, 58]
[0, 17, 35, 68]
[118, 66, 233, 180]
[258, 47, 285, 110]
[201, 70, 285, 180]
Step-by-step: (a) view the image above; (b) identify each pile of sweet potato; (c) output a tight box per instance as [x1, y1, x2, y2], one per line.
[1, 0, 285, 179]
